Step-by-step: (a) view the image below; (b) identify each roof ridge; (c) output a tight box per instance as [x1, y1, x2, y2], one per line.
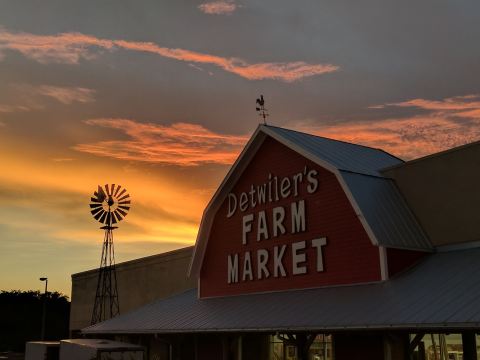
[263, 124, 403, 162]
[338, 168, 391, 180]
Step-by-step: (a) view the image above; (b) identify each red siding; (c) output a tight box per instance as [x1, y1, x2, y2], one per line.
[200, 137, 382, 298]
[387, 248, 428, 277]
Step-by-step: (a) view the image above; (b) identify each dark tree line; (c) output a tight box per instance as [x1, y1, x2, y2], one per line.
[0, 290, 70, 352]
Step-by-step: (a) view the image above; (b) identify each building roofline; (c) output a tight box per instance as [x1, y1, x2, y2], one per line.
[381, 139, 480, 172]
[265, 124, 404, 163]
[72, 245, 194, 278]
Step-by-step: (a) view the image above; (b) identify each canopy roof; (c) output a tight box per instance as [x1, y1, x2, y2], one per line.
[84, 247, 480, 334]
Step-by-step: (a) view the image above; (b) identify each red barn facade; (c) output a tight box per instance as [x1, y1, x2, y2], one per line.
[200, 136, 384, 297]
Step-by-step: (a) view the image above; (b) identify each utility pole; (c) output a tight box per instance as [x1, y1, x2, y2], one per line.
[39, 277, 48, 340]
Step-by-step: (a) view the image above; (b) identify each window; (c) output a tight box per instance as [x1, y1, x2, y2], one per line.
[269, 334, 333, 360]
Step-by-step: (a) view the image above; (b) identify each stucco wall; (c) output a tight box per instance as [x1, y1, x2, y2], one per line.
[70, 246, 196, 332]
[383, 141, 480, 247]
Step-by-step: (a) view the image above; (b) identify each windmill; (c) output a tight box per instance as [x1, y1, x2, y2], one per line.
[256, 94, 269, 124]
[89, 184, 131, 325]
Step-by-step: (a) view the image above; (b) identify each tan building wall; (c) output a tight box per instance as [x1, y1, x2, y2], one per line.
[70, 246, 196, 332]
[383, 141, 480, 247]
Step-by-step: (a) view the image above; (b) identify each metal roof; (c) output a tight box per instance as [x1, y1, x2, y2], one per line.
[84, 248, 480, 334]
[265, 127, 431, 250]
[189, 125, 431, 277]
[264, 126, 403, 176]
[340, 171, 431, 250]
[60, 339, 143, 350]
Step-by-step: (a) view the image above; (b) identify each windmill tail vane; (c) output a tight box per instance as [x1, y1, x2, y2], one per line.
[256, 94, 269, 124]
[89, 184, 131, 325]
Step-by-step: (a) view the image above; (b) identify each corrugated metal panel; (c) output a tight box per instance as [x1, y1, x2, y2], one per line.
[266, 126, 403, 176]
[340, 171, 432, 250]
[83, 248, 480, 334]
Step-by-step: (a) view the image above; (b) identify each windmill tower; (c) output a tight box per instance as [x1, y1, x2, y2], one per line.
[89, 184, 131, 325]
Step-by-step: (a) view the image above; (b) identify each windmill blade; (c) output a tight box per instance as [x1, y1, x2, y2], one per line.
[97, 185, 107, 202]
[90, 203, 102, 209]
[118, 200, 131, 205]
[105, 184, 111, 196]
[112, 211, 122, 223]
[94, 210, 106, 221]
[118, 205, 130, 211]
[90, 197, 103, 203]
[117, 188, 127, 198]
[91, 207, 103, 217]
[113, 184, 122, 197]
[118, 193, 130, 201]
[99, 211, 108, 224]
[111, 213, 118, 224]
[116, 208, 127, 217]
[113, 210, 124, 222]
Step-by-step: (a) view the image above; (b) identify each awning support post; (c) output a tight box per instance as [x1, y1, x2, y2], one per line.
[462, 332, 477, 360]
[237, 335, 242, 360]
[279, 333, 317, 360]
[409, 333, 425, 355]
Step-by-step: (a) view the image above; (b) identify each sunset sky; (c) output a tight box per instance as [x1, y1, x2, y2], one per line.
[1, 0, 479, 296]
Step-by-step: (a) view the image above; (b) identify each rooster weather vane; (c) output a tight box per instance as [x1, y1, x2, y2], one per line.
[256, 95, 269, 124]
[89, 184, 131, 325]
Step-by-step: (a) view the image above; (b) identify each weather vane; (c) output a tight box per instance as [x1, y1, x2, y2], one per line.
[89, 184, 131, 325]
[256, 94, 269, 125]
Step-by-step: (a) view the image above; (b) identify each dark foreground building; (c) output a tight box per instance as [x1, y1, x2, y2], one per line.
[73, 125, 480, 360]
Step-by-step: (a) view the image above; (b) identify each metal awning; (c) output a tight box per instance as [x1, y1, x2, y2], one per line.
[83, 247, 480, 334]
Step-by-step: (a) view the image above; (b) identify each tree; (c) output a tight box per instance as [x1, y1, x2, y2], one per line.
[0, 290, 70, 352]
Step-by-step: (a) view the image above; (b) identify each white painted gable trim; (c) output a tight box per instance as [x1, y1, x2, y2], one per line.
[189, 125, 381, 278]
[188, 126, 267, 277]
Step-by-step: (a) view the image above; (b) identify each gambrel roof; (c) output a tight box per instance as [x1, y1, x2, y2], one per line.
[189, 125, 432, 278]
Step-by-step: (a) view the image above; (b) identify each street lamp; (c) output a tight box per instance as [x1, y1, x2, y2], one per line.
[39, 277, 48, 341]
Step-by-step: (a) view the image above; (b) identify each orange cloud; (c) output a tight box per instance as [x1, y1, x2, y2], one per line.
[198, 1, 237, 15]
[0, 29, 114, 64]
[36, 85, 95, 104]
[0, 85, 94, 117]
[290, 95, 480, 160]
[0, 28, 339, 82]
[52, 158, 74, 162]
[0, 104, 31, 113]
[388, 95, 480, 112]
[73, 119, 248, 166]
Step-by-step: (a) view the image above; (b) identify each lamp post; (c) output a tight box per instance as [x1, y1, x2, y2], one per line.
[39, 277, 48, 341]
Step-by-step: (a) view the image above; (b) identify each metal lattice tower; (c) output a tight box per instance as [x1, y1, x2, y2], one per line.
[89, 184, 130, 325]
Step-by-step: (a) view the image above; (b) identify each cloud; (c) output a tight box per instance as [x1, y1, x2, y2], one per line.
[0, 104, 31, 113]
[0, 29, 113, 64]
[0, 28, 338, 82]
[73, 119, 248, 166]
[52, 158, 74, 162]
[36, 85, 95, 104]
[0, 85, 94, 116]
[387, 95, 480, 112]
[198, 1, 237, 15]
[289, 94, 480, 160]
